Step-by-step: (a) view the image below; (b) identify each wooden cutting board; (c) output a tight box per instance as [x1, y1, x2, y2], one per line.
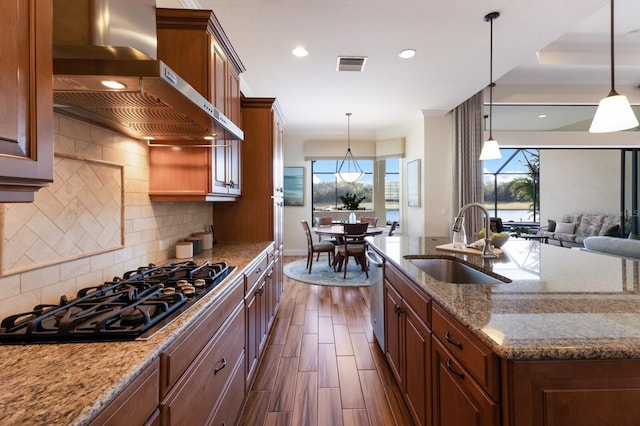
[436, 243, 504, 256]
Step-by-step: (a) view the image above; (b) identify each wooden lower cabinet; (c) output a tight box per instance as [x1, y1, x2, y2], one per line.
[245, 252, 276, 388]
[384, 262, 431, 426]
[89, 360, 160, 426]
[160, 303, 244, 425]
[432, 338, 499, 426]
[504, 358, 640, 426]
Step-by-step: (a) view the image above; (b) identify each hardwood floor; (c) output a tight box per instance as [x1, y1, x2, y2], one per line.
[238, 256, 414, 426]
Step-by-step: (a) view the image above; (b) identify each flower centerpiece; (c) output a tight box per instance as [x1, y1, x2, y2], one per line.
[339, 192, 365, 211]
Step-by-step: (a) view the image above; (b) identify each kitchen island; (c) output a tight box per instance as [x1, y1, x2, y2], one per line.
[368, 235, 640, 426]
[0, 241, 273, 426]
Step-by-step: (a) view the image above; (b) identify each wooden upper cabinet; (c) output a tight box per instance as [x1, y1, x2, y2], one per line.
[0, 0, 54, 202]
[156, 8, 245, 127]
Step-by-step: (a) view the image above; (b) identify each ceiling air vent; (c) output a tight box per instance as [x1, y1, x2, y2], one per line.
[336, 56, 368, 72]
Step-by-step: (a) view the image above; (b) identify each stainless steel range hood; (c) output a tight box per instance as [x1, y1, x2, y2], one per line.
[52, 0, 243, 142]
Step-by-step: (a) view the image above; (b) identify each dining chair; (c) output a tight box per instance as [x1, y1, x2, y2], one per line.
[360, 217, 378, 227]
[334, 222, 369, 279]
[301, 220, 335, 273]
[314, 216, 338, 248]
[388, 220, 399, 236]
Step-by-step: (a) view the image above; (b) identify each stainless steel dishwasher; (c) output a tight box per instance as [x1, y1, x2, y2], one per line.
[365, 247, 385, 351]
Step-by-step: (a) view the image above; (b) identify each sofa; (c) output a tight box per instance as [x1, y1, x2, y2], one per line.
[582, 236, 640, 259]
[537, 213, 623, 247]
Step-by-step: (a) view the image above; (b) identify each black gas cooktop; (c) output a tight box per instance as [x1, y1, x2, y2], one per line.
[0, 261, 233, 344]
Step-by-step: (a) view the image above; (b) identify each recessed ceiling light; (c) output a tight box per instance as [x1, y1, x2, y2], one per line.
[538, 114, 548, 118]
[292, 47, 309, 57]
[101, 80, 126, 90]
[399, 49, 416, 59]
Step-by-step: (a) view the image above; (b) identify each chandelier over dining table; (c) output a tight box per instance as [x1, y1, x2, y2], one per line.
[335, 112, 364, 183]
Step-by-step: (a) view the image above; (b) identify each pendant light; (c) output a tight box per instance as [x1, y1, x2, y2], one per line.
[589, 0, 638, 133]
[479, 11, 502, 161]
[335, 113, 364, 183]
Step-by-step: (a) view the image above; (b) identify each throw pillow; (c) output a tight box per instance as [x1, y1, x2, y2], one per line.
[547, 219, 556, 232]
[604, 224, 621, 237]
[555, 222, 575, 234]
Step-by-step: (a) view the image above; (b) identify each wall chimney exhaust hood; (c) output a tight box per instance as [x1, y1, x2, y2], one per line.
[52, 0, 243, 142]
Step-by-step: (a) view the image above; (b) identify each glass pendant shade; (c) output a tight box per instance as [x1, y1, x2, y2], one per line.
[335, 113, 363, 183]
[589, 91, 639, 133]
[479, 138, 501, 160]
[590, 0, 639, 133]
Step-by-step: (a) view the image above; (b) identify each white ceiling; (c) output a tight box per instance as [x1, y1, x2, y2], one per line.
[156, 0, 640, 137]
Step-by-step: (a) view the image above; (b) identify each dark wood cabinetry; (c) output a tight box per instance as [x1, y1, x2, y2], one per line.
[89, 360, 160, 426]
[0, 0, 54, 202]
[384, 262, 432, 426]
[212, 97, 284, 248]
[150, 8, 245, 201]
[505, 358, 640, 426]
[159, 277, 245, 425]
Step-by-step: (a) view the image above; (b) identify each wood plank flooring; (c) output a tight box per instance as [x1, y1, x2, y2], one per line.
[238, 256, 414, 426]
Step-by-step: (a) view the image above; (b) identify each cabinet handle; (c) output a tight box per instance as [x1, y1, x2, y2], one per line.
[445, 330, 463, 349]
[267, 271, 273, 279]
[393, 304, 403, 316]
[214, 357, 227, 375]
[256, 267, 262, 274]
[446, 358, 465, 379]
[257, 285, 265, 295]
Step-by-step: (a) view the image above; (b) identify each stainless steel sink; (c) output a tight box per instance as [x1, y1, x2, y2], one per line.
[407, 258, 509, 284]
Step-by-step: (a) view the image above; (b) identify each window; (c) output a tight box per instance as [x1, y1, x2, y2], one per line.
[312, 160, 373, 210]
[311, 158, 400, 225]
[483, 149, 539, 226]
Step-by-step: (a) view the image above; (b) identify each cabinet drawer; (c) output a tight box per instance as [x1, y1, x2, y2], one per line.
[245, 253, 268, 295]
[432, 303, 500, 400]
[161, 303, 245, 425]
[160, 277, 243, 395]
[90, 360, 159, 426]
[385, 262, 430, 326]
[432, 337, 500, 426]
[210, 352, 246, 426]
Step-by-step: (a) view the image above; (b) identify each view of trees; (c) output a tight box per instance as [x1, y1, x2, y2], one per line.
[313, 181, 372, 209]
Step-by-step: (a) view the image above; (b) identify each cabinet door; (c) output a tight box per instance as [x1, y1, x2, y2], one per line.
[384, 280, 403, 387]
[212, 42, 227, 114]
[245, 290, 259, 388]
[161, 304, 244, 425]
[404, 304, 431, 426]
[227, 139, 241, 196]
[432, 338, 499, 426]
[0, 0, 53, 202]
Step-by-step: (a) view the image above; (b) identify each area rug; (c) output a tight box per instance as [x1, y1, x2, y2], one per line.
[283, 258, 370, 287]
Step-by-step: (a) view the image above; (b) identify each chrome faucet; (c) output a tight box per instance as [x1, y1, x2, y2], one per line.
[452, 202, 497, 258]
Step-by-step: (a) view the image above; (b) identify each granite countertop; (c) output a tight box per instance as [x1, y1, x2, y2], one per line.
[368, 235, 640, 361]
[0, 241, 273, 426]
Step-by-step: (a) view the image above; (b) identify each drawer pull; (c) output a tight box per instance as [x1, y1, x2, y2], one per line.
[255, 267, 262, 274]
[393, 304, 403, 316]
[446, 358, 465, 380]
[445, 331, 463, 349]
[214, 357, 227, 375]
[257, 285, 265, 296]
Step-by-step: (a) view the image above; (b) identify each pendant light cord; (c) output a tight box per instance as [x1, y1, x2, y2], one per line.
[485, 12, 500, 140]
[609, 0, 617, 95]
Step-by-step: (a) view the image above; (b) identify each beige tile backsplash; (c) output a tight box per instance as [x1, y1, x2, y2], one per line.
[0, 114, 213, 319]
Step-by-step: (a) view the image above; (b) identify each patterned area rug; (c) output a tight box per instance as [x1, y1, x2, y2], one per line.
[283, 258, 370, 287]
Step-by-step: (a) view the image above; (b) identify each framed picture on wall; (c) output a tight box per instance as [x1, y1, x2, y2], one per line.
[407, 159, 420, 207]
[284, 167, 304, 206]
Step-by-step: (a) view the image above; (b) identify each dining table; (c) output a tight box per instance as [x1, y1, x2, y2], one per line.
[313, 224, 386, 239]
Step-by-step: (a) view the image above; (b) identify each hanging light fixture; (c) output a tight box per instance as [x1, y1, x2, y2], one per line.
[479, 11, 502, 161]
[589, 0, 638, 133]
[335, 112, 364, 183]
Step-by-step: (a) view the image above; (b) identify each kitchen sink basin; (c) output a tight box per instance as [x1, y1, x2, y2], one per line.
[407, 258, 509, 284]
